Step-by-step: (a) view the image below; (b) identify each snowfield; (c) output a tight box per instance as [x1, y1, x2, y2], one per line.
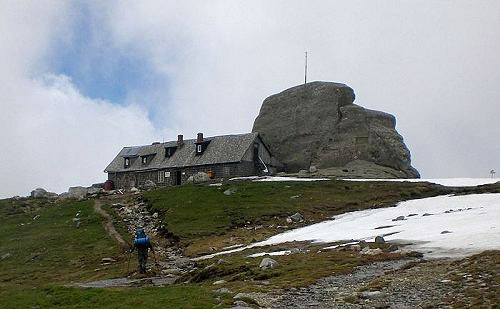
[196, 193, 500, 260]
[258, 193, 500, 258]
[344, 178, 499, 187]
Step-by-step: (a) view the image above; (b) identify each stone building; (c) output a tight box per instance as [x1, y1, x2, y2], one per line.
[104, 132, 274, 189]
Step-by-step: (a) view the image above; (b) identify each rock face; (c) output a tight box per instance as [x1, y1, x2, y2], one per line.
[252, 81, 419, 178]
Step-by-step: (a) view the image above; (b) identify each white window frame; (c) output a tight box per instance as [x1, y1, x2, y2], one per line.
[197, 144, 202, 153]
[124, 158, 130, 167]
[158, 170, 165, 183]
[142, 156, 147, 164]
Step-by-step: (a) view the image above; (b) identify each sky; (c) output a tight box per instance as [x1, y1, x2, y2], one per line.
[1, 1, 499, 198]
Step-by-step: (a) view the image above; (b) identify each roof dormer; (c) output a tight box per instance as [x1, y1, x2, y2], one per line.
[195, 132, 211, 155]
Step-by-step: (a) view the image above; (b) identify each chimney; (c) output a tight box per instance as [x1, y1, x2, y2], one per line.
[177, 134, 184, 146]
[197, 132, 204, 143]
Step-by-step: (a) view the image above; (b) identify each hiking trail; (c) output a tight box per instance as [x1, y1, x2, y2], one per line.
[94, 200, 129, 249]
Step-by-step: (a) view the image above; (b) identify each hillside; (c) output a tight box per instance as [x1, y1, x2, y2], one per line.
[1, 179, 499, 308]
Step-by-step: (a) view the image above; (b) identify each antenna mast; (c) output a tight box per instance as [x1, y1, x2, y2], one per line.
[304, 51, 308, 84]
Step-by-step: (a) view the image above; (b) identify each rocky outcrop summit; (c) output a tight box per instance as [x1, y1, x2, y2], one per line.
[252, 81, 419, 178]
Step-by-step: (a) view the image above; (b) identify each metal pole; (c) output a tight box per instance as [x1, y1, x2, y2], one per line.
[304, 52, 308, 84]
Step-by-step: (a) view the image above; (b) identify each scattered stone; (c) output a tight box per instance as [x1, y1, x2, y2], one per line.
[441, 230, 452, 234]
[224, 187, 238, 196]
[130, 187, 140, 193]
[290, 212, 304, 222]
[350, 245, 361, 252]
[286, 217, 293, 224]
[152, 212, 159, 218]
[259, 257, 279, 269]
[213, 280, 226, 285]
[375, 236, 386, 244]
[214, 288, 232, 294]
[392, 216, 405, 221]
[408, 213, 418, 217]
[359, 291, 386, 299]
[101, 257, 116, 263]
[422, 213, 433, 217]
[360, 247, 383, 255]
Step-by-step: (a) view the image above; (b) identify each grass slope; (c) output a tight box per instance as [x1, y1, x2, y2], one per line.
[0, 198, 214, 308]
[144, 180, 451, 255]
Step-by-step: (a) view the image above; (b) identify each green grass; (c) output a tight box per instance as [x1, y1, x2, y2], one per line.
[0, 198, 216, 308]
[0, 285, 214, 309]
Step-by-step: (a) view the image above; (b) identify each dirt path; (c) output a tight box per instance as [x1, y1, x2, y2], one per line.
[94, 200, 129, 249]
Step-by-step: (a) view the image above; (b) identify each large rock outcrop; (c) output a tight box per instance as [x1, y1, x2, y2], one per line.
[252, 81, 419, 178]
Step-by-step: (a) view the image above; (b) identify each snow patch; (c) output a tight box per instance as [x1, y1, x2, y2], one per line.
[247, 250, 292, 258]
[344, 178, 499, 187]
[258, 193, 500, 258]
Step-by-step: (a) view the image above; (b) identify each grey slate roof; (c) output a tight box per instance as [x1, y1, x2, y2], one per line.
[104, 133, 259, 173]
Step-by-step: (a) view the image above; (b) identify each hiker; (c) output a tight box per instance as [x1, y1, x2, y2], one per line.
[130, 228, 155, 273]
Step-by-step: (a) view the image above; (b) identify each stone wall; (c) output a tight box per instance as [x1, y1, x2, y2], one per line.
[108, 161, 258, 189]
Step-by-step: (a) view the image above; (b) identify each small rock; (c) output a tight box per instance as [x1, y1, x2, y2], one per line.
[259, 257, 279, 269]
[309, 165, 318, 173]
[360, 247, 383, 255]
[374, 236, 385, 244]
[407, 213, 418, 217]
[130, 187, 140, 193]
[392, 215, 405, 221]
[214, 288, 232, 294]
[290, 212, 304, 222]
[213, 280, 226, 285]
[350, 245, 361, 251]
[441, 230, 452, 234]
[1, 253, 11, 260]
[359, 291, 386, 299]
[224, 187, 238, 196]
[422, 213, 433, 216]
[152, 212, 158, 218]
[32, 215, 40, 220]
[101, 257, 116, 263]
[286, 217, 293, 224]
[290, 195, 300, 199]
[142, 180, 157, 190]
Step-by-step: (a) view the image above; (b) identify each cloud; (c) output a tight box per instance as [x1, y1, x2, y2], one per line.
[0, 2, 157, 197]
[1, 1, 499, 197]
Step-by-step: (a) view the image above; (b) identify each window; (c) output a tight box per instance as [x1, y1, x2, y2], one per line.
[165, 171, 171, 178]
[158, 170, 165, 183]
[197, 144, 202, 153]
[165, 147, 176, 158]
[142, 156, 147, 164]
[124, 158, 130, 167]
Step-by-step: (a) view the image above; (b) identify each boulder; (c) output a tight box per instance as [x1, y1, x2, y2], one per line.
[252, 81, 419, 178]
[67, 186, 88, 199]
[30, 188, 57, 199]
[142, 180, 157, 190]
[224, 187, 238, 196]
[290, 212, 304, 222]
[87, 187, 103, 195]
[309, 165, 318, 173]
[187, 172, 211, 184]
[374, 236, 386, 244]
[259, 257, 279, 269]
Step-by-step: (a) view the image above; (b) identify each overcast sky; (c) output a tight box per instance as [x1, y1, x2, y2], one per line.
[1, 1, 499, 198]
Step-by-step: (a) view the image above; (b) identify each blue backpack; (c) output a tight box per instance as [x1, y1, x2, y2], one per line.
[133, 228, 150, 247]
